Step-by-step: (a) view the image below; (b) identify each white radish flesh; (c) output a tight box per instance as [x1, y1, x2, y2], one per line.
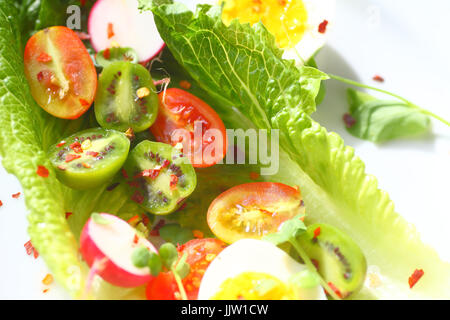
[80, 213, 157, 288]
[88, 0, 165, 63]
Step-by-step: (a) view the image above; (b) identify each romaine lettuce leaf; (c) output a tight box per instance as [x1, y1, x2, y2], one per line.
[150, 3, 450, 299]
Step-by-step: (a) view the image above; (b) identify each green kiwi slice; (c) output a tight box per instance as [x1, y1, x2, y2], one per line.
[297, 223, 367, 299]
[94, 61, 158, 133]
[123, 141, 197, 215]
[48, 128, 130, 189]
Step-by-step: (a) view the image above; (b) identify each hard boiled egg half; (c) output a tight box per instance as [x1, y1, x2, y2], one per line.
[198, 239, 326, 300]
[220, 0, 335, 64]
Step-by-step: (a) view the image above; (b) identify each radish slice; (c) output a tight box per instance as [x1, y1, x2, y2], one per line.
[80, 213, 157, 288]
[88, 0, 165, 63]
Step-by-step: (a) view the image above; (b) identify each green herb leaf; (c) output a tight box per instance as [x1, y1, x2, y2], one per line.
[263, 216, 306, 245]
[148, 252, 162, 277]
[174, 252, 191, 279]
[159, 223, 194, 245]
[131, 246, 151, 268]
[159, 243, 179, 269]
[345, 88, 431, 142]
[91, 213, 112, 225]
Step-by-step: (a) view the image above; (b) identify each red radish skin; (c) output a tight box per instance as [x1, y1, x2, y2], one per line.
[88, 0, 165, 63]
[80, 213, 157, 288]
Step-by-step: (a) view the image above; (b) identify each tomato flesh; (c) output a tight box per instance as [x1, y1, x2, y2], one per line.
[150, 88, 227, 168]
[207, 182, 305, 244]
[145, 238, 227, 300]
[24, 26, 97, 119]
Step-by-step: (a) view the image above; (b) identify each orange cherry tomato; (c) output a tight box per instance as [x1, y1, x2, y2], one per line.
[207, 182, 306, 244]
[24, 26, 97, 119]
[145, 238, 227, 300]
[150, 88, 227, 168]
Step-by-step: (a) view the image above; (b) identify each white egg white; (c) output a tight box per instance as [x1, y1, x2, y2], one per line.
[282, 0, 336, 64]
[198, 239, 326, 300]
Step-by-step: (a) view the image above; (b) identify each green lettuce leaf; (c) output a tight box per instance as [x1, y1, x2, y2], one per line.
[150, 3, 450, 299]
[0, 1, 145, 299]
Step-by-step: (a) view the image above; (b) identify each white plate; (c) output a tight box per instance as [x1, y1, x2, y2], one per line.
[1, 0, 449, 299]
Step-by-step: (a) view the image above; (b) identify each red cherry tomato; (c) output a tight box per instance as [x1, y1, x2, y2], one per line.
[24, 26, 97, 119]
[145, 238, 227, 300]
[207, 182, 306, 244]
[150, 88, 227, 168]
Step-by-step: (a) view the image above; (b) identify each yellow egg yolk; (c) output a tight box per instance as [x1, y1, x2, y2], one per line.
[212, 272, 298, 300]
[221, 0, 308, 49]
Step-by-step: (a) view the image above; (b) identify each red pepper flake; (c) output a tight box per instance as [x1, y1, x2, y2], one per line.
[82, 163, 92, 169]
[65, 154, 81, 163]
[408, 269, 424, 289]
[133, 234, 139, 244]
[107, 23, 115, 39]
[70, 141, 83, 153]
[179, 80, 192, 90]
[43, 289, 50, 294]
[103, 48, 111, 60]
[0, 200, 3, 207]
[249, 171, 260, 180]
[12, 192, 21, 199]
[24, 240, 39, 259]
[170, 175, 178, 190]
[37, 52, 52, 63]
[150, 220, 166, 236]
[131, 191, 144, 204]
[141, 169, 160, 180]
[373, 75, 385, 82]
[121, 168, 129, 179]
[56, 141, 66, 148]
[318, 20, 329, 34]
[42, 274, 53, 285]
[36, 165, 49, 178]
[127, 215, 140, 226]
[327, 282, 343, 299]
[86, 151, 99, 157]
[343, 113, 357, 128]
[65, 212, 73, 219]
[79, 98, 90, 107]
[192, 230, 204, 239]
[313, 227, 321, 239]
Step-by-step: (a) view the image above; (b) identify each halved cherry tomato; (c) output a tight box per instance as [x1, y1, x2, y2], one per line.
[207, 182, 305, 244]
[145, 238, 227, 300]
[150, 88, 227, 168]
[24, 26, 97, 119]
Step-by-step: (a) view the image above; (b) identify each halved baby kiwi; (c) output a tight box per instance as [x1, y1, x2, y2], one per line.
[296, 223, 367, 299]
[123, 141, 197, 215]
[48, 128, 130, 189]
[95, 61, 158, 132]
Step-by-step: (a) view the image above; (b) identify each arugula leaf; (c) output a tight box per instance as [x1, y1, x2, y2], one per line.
[345, 88, 430, 142]
[150, 2, 450, 299]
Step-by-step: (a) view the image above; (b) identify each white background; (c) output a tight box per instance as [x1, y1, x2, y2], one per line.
[0, 0, 449, 299]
